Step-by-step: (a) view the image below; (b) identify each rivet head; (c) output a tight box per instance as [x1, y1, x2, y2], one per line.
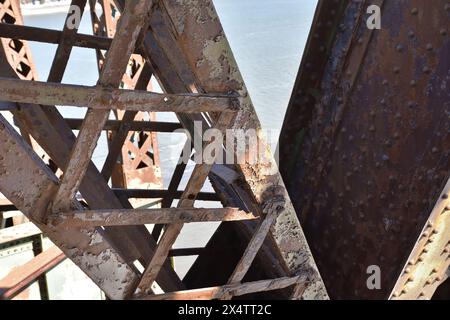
[411, 8, 418, 15]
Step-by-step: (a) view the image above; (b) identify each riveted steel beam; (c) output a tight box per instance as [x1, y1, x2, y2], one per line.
[279, 0, 449, 299]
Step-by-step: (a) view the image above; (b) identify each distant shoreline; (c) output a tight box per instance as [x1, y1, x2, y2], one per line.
[20, 1, 96, 16]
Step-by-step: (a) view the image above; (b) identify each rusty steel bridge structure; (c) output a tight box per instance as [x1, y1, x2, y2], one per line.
[0, 0, 448, 300]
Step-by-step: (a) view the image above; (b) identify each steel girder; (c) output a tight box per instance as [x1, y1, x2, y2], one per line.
[279, 0, 449, 299]
[0, 0, 328, 300]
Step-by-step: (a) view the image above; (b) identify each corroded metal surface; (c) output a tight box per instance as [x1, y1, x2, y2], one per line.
[390, 179, 449, 300]
[0, 0, 327, 300]
[279, 0, 449, 299]
[0, 0, 183, 298]
[0, 113, 138, 299]
[89, 0, 162, 200]
[141, 0, 328, 299]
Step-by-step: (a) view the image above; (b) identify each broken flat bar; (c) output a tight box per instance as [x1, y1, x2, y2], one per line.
[0, 77, 239, 113]
[47, 208, 257, 228]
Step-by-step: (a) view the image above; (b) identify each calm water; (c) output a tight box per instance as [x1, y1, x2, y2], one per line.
[9, 0, 317, 297]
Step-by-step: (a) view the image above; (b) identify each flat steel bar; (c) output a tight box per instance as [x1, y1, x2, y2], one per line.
[0, 77, 238, 113]
[48, 208, 257, 228]
[139, 276, 303, 300]
[112, 189, 219, 201]
[47, 0, 88, 83]
[0, 22, 112, 50]
[168, 248, 204, 257]
[65, 118, 182, 132]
